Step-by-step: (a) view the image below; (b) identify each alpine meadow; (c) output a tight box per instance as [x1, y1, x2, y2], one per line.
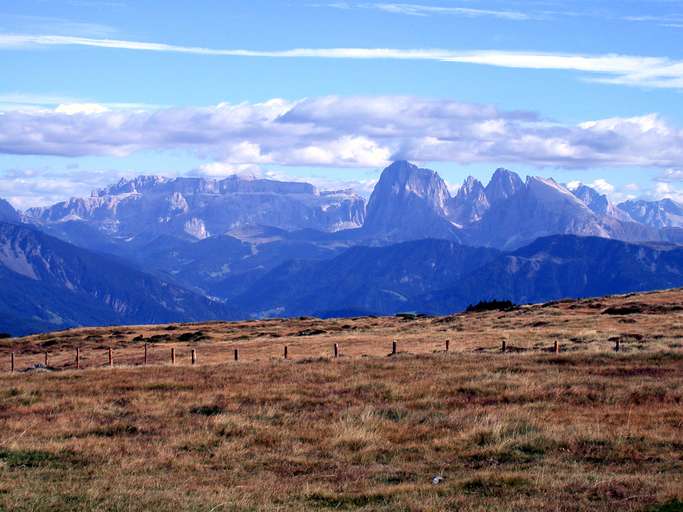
[1, 2, 682, 511]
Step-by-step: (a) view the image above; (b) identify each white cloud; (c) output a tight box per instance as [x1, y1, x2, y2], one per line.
[590, 178, 615, 195]
[651, 182, 683, 202]
[1, 96, 683, 171]
[566, 180, 582, 191]
[2, 34, 683, 90]
[0, 167, 136, 209]
[54, 103, 110, 115]
[656, 168, 683, 182]
[193, 162, 264, 179]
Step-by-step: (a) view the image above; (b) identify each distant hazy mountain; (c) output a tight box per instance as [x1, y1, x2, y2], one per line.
[467, 176, 617, 249]
[418, 235, 683, 314]
[25, 174, 366, 244]
[21, 162, 677, 254]
[233, 239, 499, 317]
[230, 235, 683, 318]
[10, 160, 683, 334]
[129, 229, 344, 301]
[0, 198, 19, 223]
[0, 222, 230, 336]
[618, 198, 683, 229]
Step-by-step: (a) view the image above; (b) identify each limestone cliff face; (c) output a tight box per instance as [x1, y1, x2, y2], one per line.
[26, 174, 366, 241]
[362, 160, 461, 242]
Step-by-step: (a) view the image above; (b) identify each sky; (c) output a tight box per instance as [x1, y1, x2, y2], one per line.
[2, 0, 683, 208]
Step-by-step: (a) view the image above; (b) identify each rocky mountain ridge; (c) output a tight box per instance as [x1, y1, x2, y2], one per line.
[5, 161, 683, 334]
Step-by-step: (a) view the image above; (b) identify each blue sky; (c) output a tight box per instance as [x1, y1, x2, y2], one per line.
[2, 0, 683, 207]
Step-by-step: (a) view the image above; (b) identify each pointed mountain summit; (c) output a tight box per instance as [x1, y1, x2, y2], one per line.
[0, 198, 19, 223]
[447, 176, 489, 225]
[484, 168, 524, 204]
[470, 176, 611, 249]
[363, 161, 460, 242]
[571, 184, 633, 222]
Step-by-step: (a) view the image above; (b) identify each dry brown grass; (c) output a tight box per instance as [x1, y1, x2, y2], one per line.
[0, 289, 682, 511]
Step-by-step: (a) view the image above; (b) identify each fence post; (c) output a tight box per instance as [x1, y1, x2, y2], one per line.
[171, 347, 176, 365]
[144, 344, 148, 365]
[10, 352, 14, 373]
[391, 340, 397, 355]
[234, 349, 239, 361]
[615, 339, 620, 352]
[76, 347, 80, 369]
[284, 345, 288, 360]
[44, 351, 48, 367]
[191, 349, 197, 365]
[334, 343, 339, 358]
[108, 348, 113, 368]
[446, 339, 450, 352]
[554, 340, 560, 354]
[501, 340, 506, 353]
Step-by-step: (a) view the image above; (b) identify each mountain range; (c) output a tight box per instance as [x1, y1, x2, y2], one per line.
[4, 160, 683, 335]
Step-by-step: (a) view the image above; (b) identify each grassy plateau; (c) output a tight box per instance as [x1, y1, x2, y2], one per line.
[0, 289, 682, 511]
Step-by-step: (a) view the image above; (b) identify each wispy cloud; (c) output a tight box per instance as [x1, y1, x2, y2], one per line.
[622, 13, 683, 28]
[358, 3, 531, 20]
[323, 1, 683, 28]
[0, 92, 164, 112]
[2, 33, 683, 90]
[0, 15, 116, 37]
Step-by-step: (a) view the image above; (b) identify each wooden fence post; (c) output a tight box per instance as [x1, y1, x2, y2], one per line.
[554, 340, 560, 354]
[44, 351, 48, 367]
[334, 343, 339, 358]
[10, 352, 14, 373]
[171, 347, 176, 365]
[446, 339, 450, 352]
[76, 347, 80, 369]
[391, 340, 397, 355]
[191, 349, 197, 365]
[234, 349, 239, 361]
[501, 340, 507, 353]
[615, 339, 621, 352]
[144, 344, 148, 365]
[108, 348, 113, 368]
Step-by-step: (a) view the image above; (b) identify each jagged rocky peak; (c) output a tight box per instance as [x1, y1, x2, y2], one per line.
[363, 161, 459, 241]
[95, 174, 321, 197]
[485, 168, 524, 203]
[95, 175, 169, 197]
[571, 184, 633, 222]
[0, 198, 19, 223]
[26, 171, 367, 238]
[460, 176, 486, 196]
[368, 160, 450, 213]
[525, 176, 588, 206]
[447, 176, 489, 225]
